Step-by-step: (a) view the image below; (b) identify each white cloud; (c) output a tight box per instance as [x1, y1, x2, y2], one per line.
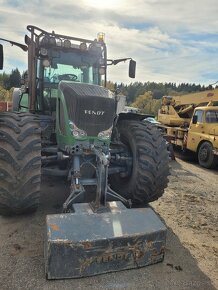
[0, 0, 218, 84]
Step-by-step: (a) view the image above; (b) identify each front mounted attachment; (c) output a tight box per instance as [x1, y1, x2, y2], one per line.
[62, 147, 131, 213]
[45, 201, 167, 279]
[45, 137, 167, 279]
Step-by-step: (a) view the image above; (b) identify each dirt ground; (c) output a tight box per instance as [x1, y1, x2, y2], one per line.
[0, 157, 217, 290]
[153, 157, 218, 289]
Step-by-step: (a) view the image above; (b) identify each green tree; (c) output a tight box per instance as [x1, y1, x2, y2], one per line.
[0, 72, 10, 89]
[131, 91, 161, 116]
[8, 68, 21, 89]
[0, 85, 10, 101]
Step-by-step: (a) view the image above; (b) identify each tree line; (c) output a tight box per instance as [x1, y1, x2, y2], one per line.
[0, 68, 22, 101]
[110, 81, 216, 104]
[0, 69, 217, 115]
[107, 81, 217, 116]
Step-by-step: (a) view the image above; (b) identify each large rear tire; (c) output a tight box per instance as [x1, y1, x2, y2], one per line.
[0, 112, 41, 215]
[110, 120, 169, 204]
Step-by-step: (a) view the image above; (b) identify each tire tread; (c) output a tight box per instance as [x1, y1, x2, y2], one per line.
[110, 120, 169, 204]
[0, 112, 41, 215]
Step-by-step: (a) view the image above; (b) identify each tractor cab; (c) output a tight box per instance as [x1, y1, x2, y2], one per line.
[16, 26, 107, 114]
[0, 26, 135, 115]
[35, 29, 106, 115]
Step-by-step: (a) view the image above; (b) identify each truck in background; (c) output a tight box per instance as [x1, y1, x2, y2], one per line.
[158, 89, 218, 168]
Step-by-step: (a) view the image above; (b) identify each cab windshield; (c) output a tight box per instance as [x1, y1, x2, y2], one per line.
[43, 48, 101, 85]
[37, 48, 102, 112]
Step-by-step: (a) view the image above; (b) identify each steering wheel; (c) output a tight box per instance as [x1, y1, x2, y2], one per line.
[58, 74, 78, 81]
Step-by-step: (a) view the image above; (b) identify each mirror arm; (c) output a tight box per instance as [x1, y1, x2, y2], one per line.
[0, 38, 28, 51]
[107, 58, 132, 66]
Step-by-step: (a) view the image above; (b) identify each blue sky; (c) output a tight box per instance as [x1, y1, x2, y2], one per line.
[0, 0, 218, 85]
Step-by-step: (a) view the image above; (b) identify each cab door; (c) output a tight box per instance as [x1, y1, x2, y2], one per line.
[187, 109, 204, 152]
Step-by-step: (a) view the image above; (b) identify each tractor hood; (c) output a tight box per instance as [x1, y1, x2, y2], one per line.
[59, 81, 116, 137]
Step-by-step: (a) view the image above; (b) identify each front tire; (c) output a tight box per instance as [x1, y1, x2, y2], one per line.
[198, 141, 217, 169]
[110, 120, 169, 204]
[0, 112, 41, 215]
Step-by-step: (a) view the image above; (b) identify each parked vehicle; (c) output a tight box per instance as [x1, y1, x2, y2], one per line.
[0, 25, 169, 279]
[158, 90, 218, 168]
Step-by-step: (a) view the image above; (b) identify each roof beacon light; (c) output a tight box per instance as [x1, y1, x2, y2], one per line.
[97, 32, 105, 43]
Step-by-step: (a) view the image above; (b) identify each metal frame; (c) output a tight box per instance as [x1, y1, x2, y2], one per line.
[24, 25, 107, 111]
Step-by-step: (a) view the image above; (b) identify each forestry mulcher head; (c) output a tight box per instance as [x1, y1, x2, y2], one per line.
[0, 25, 169, 279]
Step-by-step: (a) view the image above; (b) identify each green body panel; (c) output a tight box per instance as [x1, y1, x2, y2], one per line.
[56, 89, 110, 149]
[19, 89, 111, 149]
[56, 90, 80, 147]
[19, 93, 29, 112]
[18, 88, 111, 149]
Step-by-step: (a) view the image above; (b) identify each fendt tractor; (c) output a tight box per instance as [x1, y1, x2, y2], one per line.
[158, 90, 218, 168]
[0, 26, 169, 279]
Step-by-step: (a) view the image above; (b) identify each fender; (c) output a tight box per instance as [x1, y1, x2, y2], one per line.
[117, 112, 154, 122]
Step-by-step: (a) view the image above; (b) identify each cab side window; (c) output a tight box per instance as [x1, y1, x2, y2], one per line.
[193, 110, 203, 123]
[205, 111, 218, 123]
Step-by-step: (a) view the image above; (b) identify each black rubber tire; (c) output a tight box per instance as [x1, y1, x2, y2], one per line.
[198, 141, 217, 169]
[110, 120, 169, 204]
[0, 112, 41, 215]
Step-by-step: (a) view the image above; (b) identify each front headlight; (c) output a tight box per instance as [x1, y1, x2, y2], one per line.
[98, 126, 112, 140]
[69, 121, 87, 138]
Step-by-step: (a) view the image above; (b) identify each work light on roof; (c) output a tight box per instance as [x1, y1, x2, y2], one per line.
[80, 42, 87, 50]
[49, 37, 56, 46]
[40, 48, 48, 56]
[63, 39, 71, 48]
[41, 36, 50, 46]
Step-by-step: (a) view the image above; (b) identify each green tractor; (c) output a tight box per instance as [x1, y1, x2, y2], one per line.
[0, 26, 169, 279]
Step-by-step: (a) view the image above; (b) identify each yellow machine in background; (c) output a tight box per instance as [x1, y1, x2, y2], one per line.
[158, 89, 218, 168]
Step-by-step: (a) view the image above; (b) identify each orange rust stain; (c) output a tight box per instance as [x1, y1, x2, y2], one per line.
[50, 223, 60, 231]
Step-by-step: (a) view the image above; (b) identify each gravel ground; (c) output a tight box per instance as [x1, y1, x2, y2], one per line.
[153, 158, 218, 289]
[0, 158, 217, 290]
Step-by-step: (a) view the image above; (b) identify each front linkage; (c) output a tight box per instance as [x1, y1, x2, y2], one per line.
[60, 145, 132, 213]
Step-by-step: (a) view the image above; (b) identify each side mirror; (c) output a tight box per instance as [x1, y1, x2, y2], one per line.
[129, 59, 136, 78]
[0, 44, 3, 70]
[192, 115, 198, 124]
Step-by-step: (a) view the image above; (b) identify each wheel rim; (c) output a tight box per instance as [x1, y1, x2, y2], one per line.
[199, 146, 209, 162]
[119, 137, 133, 179]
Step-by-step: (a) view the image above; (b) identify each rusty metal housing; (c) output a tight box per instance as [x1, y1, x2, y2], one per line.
[45, 201, 166, 279]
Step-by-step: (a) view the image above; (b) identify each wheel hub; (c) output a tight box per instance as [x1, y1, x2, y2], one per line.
[199, 147, 209, 161]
